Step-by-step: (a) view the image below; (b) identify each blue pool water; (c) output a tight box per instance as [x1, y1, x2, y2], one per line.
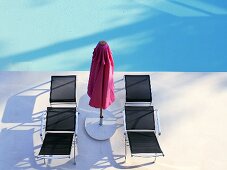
[0, 0, 227, 71]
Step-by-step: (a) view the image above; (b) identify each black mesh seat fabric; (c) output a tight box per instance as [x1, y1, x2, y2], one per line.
[50, 76, 76, 103]
[125, 75, 152, 102]
[125, 106, 155, 130]
[39, 107, 76, 158]
[46, 107, 76, 131]
[127, 132, 163, 154]
[39, 133, 74, 155]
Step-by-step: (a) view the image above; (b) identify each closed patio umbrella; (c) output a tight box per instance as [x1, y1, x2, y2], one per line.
[87, 40, 115, 125]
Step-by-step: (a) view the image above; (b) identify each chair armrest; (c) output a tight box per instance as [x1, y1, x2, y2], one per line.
[75, 111, 79, 136]
[154, 109, 161, 136]
[40, 110, 47, 140]
[123, 108, 127, 135]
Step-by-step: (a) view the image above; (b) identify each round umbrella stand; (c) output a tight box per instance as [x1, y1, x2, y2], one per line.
[85, 110, 116, 140]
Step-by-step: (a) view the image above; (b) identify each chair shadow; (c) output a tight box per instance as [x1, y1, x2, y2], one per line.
[0, 129, 47, 170]
[0, 129, 35, 169]
[2, 96, 36, 123]
[2, 81, 50, 123]
[0, 81, 51, 169]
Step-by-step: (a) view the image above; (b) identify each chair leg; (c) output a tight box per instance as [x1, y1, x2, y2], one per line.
[154, 155, 157, 163]
[73, 138, 76, 165]
[124, 135, 127, 162]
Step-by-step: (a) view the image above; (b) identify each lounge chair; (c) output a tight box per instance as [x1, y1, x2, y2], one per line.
[123, 75, 164, 161]
[37, 107, 78, 164]
[50, 75, 77, 106]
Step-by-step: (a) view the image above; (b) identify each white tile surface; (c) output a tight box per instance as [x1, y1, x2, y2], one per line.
[0, 71, 227, 170]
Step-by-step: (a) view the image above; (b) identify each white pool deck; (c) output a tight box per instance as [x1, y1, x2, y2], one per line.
[0, 71, 227, 170]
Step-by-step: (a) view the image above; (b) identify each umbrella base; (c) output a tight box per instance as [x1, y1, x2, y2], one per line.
[85, 116, 116, 140]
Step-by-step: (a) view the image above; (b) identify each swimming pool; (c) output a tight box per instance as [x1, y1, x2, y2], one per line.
[0, 0, 227, 71]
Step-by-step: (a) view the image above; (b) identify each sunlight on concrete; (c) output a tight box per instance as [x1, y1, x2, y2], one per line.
[1, 72, 227, 169]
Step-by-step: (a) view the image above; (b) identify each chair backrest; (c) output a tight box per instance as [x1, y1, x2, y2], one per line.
[50, 75, 76, 103]
[125, 75, 152, 103]
[45, 107, 76, 132]
[125, 106, 155, 130]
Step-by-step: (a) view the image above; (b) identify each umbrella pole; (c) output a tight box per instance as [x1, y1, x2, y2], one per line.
[99, 108, 103, 126]
[99, 52, 106, 126]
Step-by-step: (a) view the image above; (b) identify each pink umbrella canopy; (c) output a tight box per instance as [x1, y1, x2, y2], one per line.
[87, 41, 115, 110]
